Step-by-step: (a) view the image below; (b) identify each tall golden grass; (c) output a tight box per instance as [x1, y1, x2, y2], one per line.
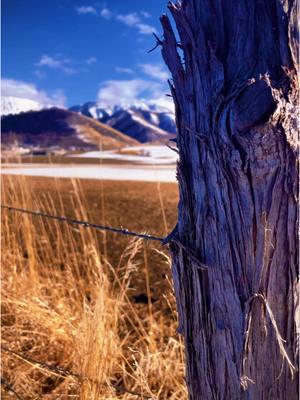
[1, 175, 186, 399]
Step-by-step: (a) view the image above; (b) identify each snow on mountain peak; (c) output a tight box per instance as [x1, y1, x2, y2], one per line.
[69, 100, 176, 143]
[1, 96, 47, 116]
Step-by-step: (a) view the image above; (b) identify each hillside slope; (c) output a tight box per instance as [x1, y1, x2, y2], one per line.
[70, 101, 176, 143]
[1, 108, 138, 152]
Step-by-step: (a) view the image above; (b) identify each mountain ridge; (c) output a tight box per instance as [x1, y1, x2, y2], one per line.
[1, 95, 177, 145]
[1, 107, 138, 153]
[69, 101, 176, 143]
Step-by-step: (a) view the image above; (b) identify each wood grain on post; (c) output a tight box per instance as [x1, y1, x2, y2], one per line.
[160, 1, 299, 399]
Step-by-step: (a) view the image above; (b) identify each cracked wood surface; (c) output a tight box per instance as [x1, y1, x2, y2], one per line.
[160, 1, 299, 399]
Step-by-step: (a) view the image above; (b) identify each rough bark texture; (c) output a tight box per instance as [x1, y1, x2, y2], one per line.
[160, 1, 299, 399]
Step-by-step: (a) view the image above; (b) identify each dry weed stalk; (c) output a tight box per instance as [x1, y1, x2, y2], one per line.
[1, 175, 186, 399]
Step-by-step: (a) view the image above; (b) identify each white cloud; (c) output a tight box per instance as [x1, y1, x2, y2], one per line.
[140, 11, 151, 18]
[100, 7, 112, 19]
[76, 6, 97, 15]
[153, 96, 174, 111]
[1, 78, 66, 107]
[97, 79, 173, 110]
[116, 12, 157, 35]
[136, 23, 156, 35]
[37, 55, 66, 69]
[115, 67, 134, 74]
[116, 13, 140, 26]
[86, 57, 97, 65]
[98, 79, 161, 105]
[98, 9, 156, 35]
[50, 89, 66, 107]
[36, 55, 76, 74]
[139, 63, 169, 81]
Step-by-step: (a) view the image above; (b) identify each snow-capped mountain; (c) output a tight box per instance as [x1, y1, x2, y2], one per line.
[1, 96, 47, 116]
[2, 96, 177, 144]
[69, 101, 176, 143]
[69, 101, 114, 121]
[2, 108, 138, 153]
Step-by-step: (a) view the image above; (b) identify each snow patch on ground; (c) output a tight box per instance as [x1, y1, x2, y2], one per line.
[69, 145, 178, 165]
[72, 124, 94, 144]
[1, 164, 177, 183]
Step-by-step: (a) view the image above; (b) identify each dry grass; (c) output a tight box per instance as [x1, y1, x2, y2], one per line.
[1, 175, 186, 399]
[1, 154, 176, 165]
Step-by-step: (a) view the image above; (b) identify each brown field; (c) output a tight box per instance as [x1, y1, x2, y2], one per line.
[1, 175, 186, 399]
[1, 154, 176, 166]
[1, 155, 140, 165]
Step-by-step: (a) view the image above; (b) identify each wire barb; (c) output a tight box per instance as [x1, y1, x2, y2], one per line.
[1, 345, 152, 399]
[1, 204, 165, 243]
[1, 377, 24, 400]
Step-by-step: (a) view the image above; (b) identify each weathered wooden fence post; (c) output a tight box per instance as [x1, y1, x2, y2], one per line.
[160, 1, 299, 398]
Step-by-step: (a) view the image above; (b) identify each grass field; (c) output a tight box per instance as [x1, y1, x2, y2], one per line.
[1, 155, 143, 165]
[1, 175, 186, 399]
[1, 155, 140, 165]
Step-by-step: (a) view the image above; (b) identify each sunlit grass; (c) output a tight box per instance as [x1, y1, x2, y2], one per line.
[1, 175, 186, 399]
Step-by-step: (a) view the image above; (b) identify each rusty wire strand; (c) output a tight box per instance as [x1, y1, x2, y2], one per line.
[1, 205, 165, 243]
[1, 377, 25, 400]
[1, 345, 152, 399]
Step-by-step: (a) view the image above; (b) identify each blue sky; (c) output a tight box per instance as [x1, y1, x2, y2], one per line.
[2, 0, 173, 108]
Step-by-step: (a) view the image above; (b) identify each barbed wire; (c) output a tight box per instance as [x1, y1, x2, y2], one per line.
[1, 345, 152, 399]
[1, 205, 165, 398]
[1, 205, 165, 243]
[1, 376, 24, 400]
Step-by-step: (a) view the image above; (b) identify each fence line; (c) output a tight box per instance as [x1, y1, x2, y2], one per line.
[1, 205, 171, 397]
[1, 196, 174, 398]
[1, 205, 165, 243]
[1, 376, 24, 400]
[1, 345, 152, 399]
